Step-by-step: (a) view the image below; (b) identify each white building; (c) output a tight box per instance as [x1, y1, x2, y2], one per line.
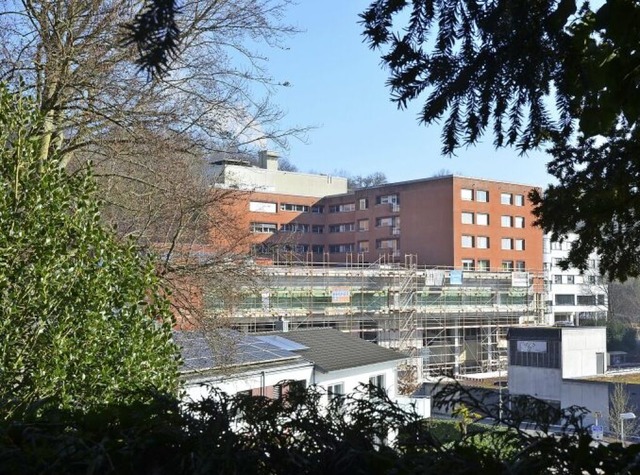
[543, 233, 607, 326]
[175, 328, 420, 412]
[209, 150, 348, 198]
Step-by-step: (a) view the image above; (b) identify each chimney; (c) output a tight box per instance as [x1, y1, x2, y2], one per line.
[274, 319, 289, 332]
[258, 150, 279, 170]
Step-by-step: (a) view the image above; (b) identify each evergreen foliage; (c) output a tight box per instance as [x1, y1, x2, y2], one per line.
[361, 0, 640, 280]
[0, 85, 179, 416]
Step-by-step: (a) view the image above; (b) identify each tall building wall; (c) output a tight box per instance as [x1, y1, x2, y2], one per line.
[224, 174, 543, 271]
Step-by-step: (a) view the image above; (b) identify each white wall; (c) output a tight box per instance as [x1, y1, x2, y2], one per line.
[561, 380, 610, 430]
[561, 328, 607, 378]
[509, 366, 562, 401]
[314, 361, 401, 403]
[212, 164, 348, 198]
[184, 362, 313, 401]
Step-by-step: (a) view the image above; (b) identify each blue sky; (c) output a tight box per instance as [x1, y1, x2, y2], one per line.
[261, 0, 553, 187]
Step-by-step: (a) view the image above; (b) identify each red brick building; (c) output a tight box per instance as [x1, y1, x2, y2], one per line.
[213, 159, 543, 272]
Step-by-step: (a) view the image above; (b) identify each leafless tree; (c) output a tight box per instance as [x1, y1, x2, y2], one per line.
[609, 278, 640, 324]
[609, 383, 638, 440]
[0, 0, 304, 324]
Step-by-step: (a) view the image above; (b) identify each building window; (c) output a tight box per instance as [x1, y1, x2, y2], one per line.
[312, 245, 324, 254]
[359, 198, 368, 210]
[597, 294, 605, 305]
[501, 193, 513, 205]
[501, 238, 513, 250]
[514, 194, 525, 206]
[369, 374, 386, 393]
[566, 275, 575, 284]
[502, 260, 514, 271]
[280, 223, 310, 233]
[280, 203, 309, 212]
[514, 239, 525, 251]
[476, 190, 489, 202]
[376, 216, 394, 227]
[358, 219, 369, 231]
[554, 275, 563, 284]
[311, 205, 324, 214]
[329, 223, 355, 233]
[358, 241, 370, 253]
[477, 260, 490, 271]
[327, 383, 345, 404]
[461, 235, 474, 248]
[476, 236, 489, 249]
[501, 215, 512, 227]
[551, 242, 562, 250]
[577, 295, 596, 305]
[555, 294, 575, 306]
[461, 188, 473, 201]
[329, 203, 355, 213]
[476, 213, 489, 226]
[514, 216, 525, 228]
[376, 194, 399, 205]
[462, 259, 475, 270]
[250, 222, 277, 234]
[312, 225, 324, 234]
[515, 261, 526, 271]
[553, 258, 564, 267]
[461, 212, 474, 224]
[329, 244, 355, 253]
[376, 239, 398, 250]
[587, 275, 597, 284]
[249, 201, 277, 213]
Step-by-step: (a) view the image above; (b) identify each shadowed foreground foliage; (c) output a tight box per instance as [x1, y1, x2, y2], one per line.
[1, 383, 640, 474]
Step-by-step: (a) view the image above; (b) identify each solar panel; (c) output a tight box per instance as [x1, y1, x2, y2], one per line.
[174, 330, 299, 372]
[256, 335, 309, 351]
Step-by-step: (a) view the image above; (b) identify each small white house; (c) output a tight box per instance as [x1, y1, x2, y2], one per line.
[174, 328, 411, 407]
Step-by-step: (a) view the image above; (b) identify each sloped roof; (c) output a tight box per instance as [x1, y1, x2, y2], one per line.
[266, 328, 407, 373]
[173, 330, 301, 373]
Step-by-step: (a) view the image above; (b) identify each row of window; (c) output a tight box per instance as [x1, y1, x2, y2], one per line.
[461, 212, 526, 228]
[252, 239, 399, 254]
[461, 235, 526, 250]
[250, 201, 324, 214]
[251, 222, 325, 234]
[460, 188, 526, 206]
[549, 258, 600, 270]
[551, 274, 602, 285]
[461, 259, 527, 271]
[251, 219, 401, 234]
[554, 294, 606, 306]
[250, 195, 401, 217]
[327, 374, 386, 404]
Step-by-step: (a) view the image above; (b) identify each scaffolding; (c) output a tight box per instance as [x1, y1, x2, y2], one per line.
[205, 256, 544, 380]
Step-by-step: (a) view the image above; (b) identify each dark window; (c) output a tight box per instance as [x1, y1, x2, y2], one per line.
[555, 294, 575, 306]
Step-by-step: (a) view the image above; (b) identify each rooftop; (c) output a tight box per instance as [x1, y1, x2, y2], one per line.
[266, 328, 407, 373]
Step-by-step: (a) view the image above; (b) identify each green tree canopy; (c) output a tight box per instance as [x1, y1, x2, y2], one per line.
[361, 0, 640, 280]
[0, 85, 179, 415]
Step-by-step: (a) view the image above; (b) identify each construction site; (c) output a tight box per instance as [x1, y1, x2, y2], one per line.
[206, 254, 545, 381]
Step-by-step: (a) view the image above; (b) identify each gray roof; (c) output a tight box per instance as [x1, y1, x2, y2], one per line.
[266, 328, 406, 373]
[173, 330, 300, 373]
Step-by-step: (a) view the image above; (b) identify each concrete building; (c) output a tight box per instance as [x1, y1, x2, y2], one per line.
[508, 326, 608, 427]
[543, 233, 607, 326]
